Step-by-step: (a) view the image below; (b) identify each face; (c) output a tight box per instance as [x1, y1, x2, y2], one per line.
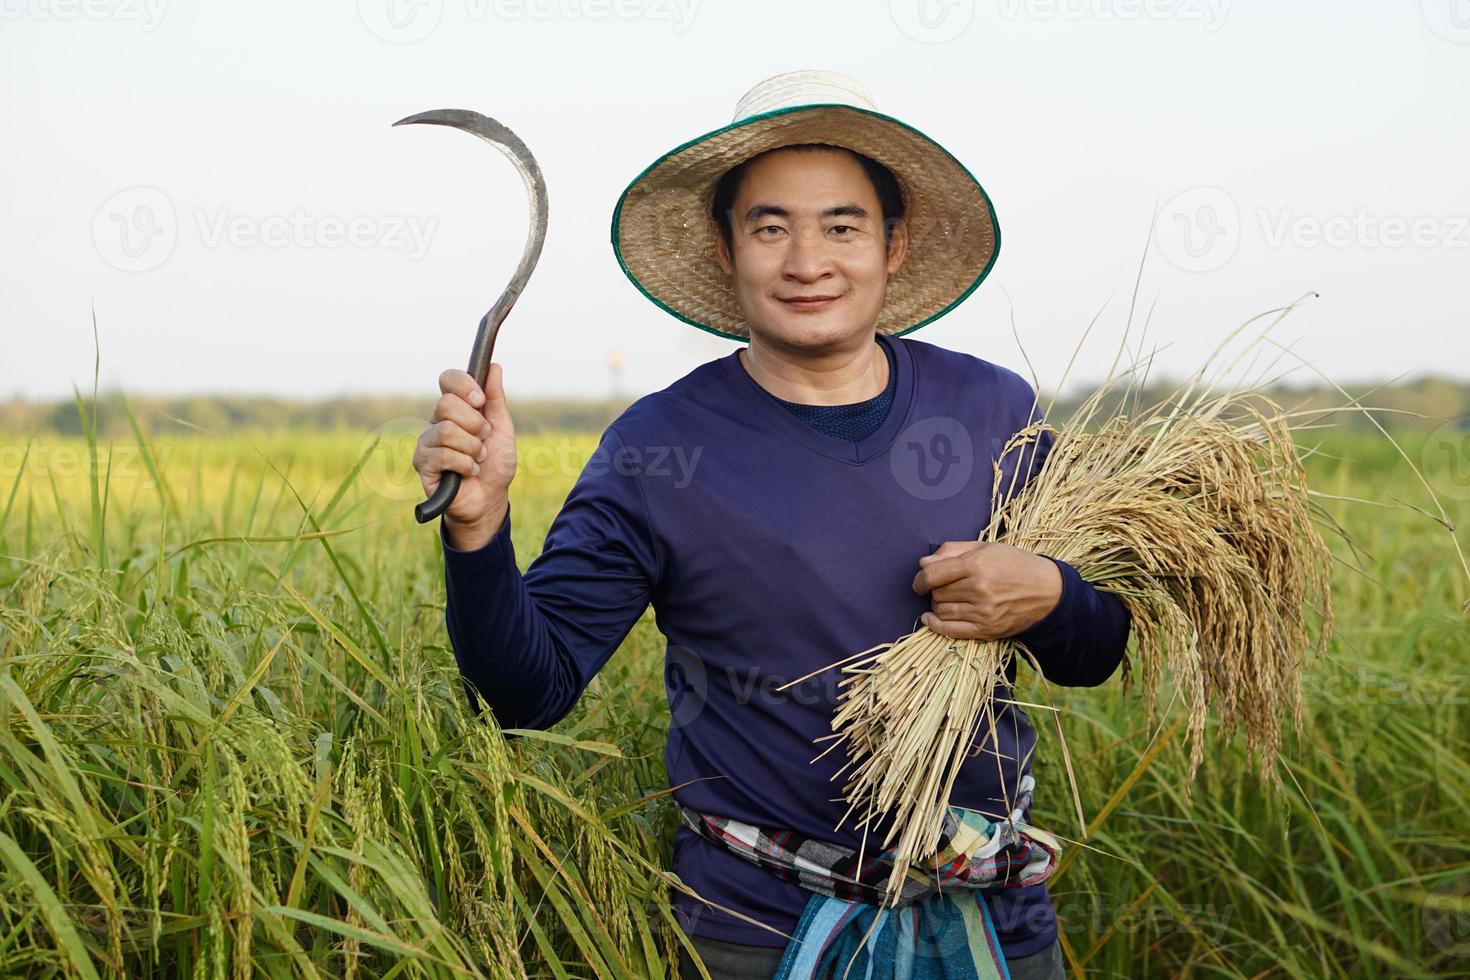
[713, 148, 907, 353]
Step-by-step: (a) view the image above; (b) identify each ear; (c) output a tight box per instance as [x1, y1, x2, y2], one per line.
[711, 218, 734, 277]
[885, 217, 909, 275]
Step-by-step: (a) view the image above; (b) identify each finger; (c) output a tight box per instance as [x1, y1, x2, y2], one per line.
[912, 557, 971, 595]
[432, 391, 491, 437]
[427, 418, 487, 461]
[438, 368, 486, 409]
[929, 581, 977, 603]
[920, 612, 984, 640]
[427, 445, 481, 480]
[919, 541, 985, 566]
[931, 601, 976, 620]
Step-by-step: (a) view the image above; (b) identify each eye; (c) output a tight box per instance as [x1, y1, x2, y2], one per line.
[756, 224, 786, 236]
[831, 225, 855, 235]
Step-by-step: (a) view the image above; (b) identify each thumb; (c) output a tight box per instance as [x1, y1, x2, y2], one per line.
[482, 362, 515, 434]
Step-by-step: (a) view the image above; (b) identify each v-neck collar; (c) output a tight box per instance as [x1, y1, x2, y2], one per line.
[718, 332, 917, 465]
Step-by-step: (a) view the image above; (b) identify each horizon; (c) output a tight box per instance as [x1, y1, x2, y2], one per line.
[5, 4, 1469, 401]
[7, 366, 1468, 409]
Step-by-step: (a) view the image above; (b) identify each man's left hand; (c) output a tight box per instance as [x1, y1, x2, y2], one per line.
[912, 541, 1063, 641]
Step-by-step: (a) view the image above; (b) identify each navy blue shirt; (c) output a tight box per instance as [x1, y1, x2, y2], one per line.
[768, 336, 897, 442]
[440, 332, 1130, 958]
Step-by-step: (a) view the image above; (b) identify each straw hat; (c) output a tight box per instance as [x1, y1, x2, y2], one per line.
[609, 69, 1001, 342]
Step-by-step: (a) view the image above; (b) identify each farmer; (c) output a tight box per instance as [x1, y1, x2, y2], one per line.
[413, 70, 1129, 980]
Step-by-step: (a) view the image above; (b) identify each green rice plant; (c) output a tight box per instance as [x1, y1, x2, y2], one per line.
[0, 333, 1466, 976]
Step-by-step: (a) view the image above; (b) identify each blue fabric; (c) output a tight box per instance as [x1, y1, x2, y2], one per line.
[683, 773, 1062, 979]
[773, 888, 1012, 980]
[439, 332, 1131, 959]
[769, 337, 897, 442]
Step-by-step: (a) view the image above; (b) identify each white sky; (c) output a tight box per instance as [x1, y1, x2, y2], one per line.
[3, 0, 1468, 402]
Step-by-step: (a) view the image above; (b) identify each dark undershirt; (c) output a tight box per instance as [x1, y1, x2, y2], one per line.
[766, 337, 897, 442]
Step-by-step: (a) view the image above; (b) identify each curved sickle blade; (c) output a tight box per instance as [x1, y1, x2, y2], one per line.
[395, 108, 549, 524]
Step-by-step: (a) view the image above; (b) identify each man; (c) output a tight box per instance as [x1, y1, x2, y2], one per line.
[413, 70, 1129, 980]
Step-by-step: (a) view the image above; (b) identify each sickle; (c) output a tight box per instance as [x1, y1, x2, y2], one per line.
[394, 108, 549, 524]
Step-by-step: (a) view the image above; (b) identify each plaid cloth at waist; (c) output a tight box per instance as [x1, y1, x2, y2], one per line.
[677, 773, 1063, 979]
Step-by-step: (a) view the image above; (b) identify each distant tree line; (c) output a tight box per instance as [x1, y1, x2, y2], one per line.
[1047, 376, 1470, 433]
[0, 392, 637, 438]
[2, 377, 1467, 437]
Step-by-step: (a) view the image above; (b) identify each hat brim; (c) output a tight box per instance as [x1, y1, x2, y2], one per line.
[610, 102, 1001, 342]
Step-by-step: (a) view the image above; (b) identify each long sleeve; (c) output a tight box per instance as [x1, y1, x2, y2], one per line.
[1000, 392, 1132, 688]
[1009, 555, 1131, 687]
[440, 426, 662, 730]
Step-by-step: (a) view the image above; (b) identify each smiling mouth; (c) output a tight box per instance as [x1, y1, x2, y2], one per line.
[780, 295, 841, 310]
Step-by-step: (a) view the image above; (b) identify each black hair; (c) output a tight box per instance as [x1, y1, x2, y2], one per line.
[710, 143, 906, 257]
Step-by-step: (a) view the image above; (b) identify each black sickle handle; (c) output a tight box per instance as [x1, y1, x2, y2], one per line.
[415, 308, 505, 524]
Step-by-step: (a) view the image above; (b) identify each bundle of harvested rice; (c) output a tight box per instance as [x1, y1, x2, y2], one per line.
[798, 304, 1348, 904]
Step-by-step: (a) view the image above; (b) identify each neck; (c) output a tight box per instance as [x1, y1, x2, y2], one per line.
[739, 332, 889, 406]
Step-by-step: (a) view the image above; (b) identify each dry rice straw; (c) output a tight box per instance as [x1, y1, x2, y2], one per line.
[782, 292, 1468, 905]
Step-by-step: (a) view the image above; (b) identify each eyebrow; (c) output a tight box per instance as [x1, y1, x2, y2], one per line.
[742, 203, 871, 223]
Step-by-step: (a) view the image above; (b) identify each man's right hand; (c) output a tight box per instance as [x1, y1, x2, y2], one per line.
[413, 363, 517, 550]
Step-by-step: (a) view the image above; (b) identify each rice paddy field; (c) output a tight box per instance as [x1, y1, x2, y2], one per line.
[0, 411, 1467, 978]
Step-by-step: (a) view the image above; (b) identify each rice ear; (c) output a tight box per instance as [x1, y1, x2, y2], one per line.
[815, 329, 1344, 899]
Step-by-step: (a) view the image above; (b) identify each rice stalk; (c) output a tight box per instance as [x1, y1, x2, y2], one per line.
[817, 319, 1363, 902]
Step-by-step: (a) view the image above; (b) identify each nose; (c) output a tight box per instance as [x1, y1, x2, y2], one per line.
[782, 219, 834, 282]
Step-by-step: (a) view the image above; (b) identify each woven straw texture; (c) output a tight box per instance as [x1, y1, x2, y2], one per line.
[612, 103, 998, 341]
